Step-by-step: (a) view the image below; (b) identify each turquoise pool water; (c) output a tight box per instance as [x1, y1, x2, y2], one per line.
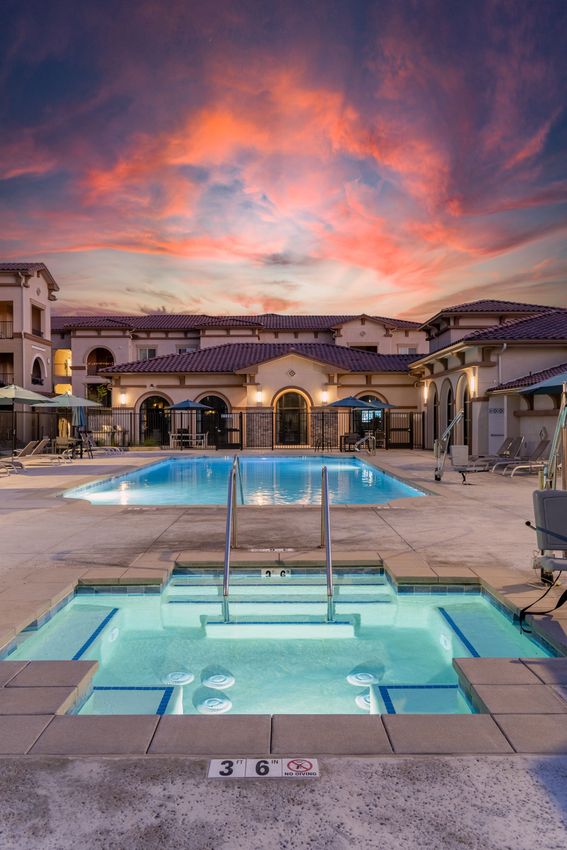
[8, 570, 551, 716]
[63, 455, 425, 506]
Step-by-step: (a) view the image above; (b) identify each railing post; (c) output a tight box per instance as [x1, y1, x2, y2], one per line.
[321, 466, 334, 622]
[231, 467, 238, 548]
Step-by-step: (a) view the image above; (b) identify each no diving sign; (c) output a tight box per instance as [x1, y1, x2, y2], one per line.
[208, 757, 319, 779]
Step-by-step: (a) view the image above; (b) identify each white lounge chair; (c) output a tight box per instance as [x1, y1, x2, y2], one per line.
[468, 436, 525, 470]
[493, 439, 550, 476]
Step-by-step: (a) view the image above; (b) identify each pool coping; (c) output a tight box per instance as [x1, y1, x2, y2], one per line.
[0, 553, 566, 757]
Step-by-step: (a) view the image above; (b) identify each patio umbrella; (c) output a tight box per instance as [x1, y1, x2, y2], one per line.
[38, 392, 101, 438]
[519, 371, 567, 395]
[325, 396, 394, 409]
[167, 400, 213, 410]
[0, 384, 51, 456]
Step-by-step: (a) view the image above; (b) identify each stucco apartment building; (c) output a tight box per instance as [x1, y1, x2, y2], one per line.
[1, 262, 566, 453]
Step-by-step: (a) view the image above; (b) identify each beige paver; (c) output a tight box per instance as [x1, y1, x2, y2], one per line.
[0, 628, 15, 654]
[271, 714, 392, 755]
[30, 715, 159, 755]
[149, 715, 271, 755]
[521, 657, 567, 685]
[383, 714, 513, 754]
[5, 660, 98, 694]
[20, 566, 86, 582]
[119, 567, 169, 585]
[0, 686, 78, 715]
[382, 551, 437, 583]
[0, 660, 29, 687]
[453, 658, 542, 685]
[78, 568, 128, 584]
[0, 581, 75, 606]
[494, 714, 567, 753]
[129, 551, 179, 569]
[0, 603, 46, 632]
[0, 715, 55, 754]
[473, 684, 567, 714]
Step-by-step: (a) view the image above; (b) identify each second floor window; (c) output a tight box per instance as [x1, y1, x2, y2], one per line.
[138, 347, 157, 361]
[398, 346, 417, 355]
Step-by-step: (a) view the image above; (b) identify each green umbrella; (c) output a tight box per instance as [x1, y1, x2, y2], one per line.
[0, 384, 51, 456]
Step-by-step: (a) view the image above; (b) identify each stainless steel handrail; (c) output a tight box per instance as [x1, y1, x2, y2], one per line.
[222, 457, 245, 622]
[320, 465, 334, 622]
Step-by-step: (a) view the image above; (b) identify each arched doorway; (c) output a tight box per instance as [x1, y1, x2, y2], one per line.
[463, 384, 472, 448]
[197, 395, 229, 446]
[31, 357, 44, 386]
[353, 393, 386, 438]
[275, 391, 308, 446]
[431, 385, 439, 443]
[139, 395, 170, 445]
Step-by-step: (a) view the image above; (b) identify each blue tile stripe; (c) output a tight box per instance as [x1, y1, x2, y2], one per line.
[92, 686, 174, 715]
[72, 608, 119, 660]
[437, 607, 480, 657]
[378, 686, 396, 714]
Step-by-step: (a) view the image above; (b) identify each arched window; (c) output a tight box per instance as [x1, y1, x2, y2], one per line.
[86, 347, 114, 376]
[446, 384, 454, 428]
[31, 358, 44, 386]
[139, 395, 170, 445]
[275, 391, 308, 446]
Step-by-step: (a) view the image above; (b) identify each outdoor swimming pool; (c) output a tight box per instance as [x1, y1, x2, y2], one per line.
[8, 570, 552, 716]
[63, 455, 425, 506]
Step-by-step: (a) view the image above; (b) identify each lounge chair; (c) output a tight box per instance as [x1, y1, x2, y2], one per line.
[493, 439, 550, 476]
[467, 436, 525, 470]
[20, 438, 73, 466]
[13, 440, 39, 458]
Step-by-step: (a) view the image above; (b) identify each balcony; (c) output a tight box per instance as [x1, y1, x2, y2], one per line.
[0, 321, 13, 339]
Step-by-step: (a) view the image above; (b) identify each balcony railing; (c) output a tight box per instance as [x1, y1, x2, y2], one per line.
[0, 321, 13, 339]
[31, 327, 43, 338]
[31, 376, 44, 386]
[0, 372, 15, 386]
[86, 361, 114, 375]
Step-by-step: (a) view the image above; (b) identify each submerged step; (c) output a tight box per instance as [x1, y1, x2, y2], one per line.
[204, 617, 356, 639]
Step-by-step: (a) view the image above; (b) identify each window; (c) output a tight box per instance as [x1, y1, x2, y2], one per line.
[351, 345, 378, 353]
[138, 347, 157, 361]
[31, 305, 43, 337]
[398, 346, 417, 355]
[176, 345, 196, 354]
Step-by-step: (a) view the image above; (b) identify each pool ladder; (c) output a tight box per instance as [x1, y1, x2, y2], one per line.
[222, 460, 335, 624]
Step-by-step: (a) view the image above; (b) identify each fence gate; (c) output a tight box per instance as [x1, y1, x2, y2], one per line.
[386, 411, 423, 449]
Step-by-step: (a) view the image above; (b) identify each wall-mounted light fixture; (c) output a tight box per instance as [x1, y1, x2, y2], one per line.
[321, 390, 329, 404]
[423, 382, 429, 403]
[469, 372, 476, 396]
[255, 389, 263, 404]
[119, 392, 127, 406]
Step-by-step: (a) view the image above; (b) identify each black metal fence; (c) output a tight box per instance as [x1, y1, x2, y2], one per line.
[0, 407, 424, 452]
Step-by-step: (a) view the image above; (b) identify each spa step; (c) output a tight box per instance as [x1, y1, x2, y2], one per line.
[165, 583, 391, 600]
[204, 614, 356, 639]
[166, 594, 392, 606]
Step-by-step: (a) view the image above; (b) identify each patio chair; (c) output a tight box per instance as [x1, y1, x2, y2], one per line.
[468, 436, 524, 470]
[517, 490, 567, 630]
[20, 437, 73, 466]
[492, 439, 550, 476]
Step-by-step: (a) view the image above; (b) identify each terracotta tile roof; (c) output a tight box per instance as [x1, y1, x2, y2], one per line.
[436, 298, 558, 314]
[101, 343, 416, 374]
[52, 312, 421, 332]
[0, 261, 59, 292]
[463, 310, 567, 342]
[490, 361, 567, 392]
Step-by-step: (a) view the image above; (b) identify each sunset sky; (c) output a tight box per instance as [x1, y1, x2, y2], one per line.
[1, 0, 566, 319]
